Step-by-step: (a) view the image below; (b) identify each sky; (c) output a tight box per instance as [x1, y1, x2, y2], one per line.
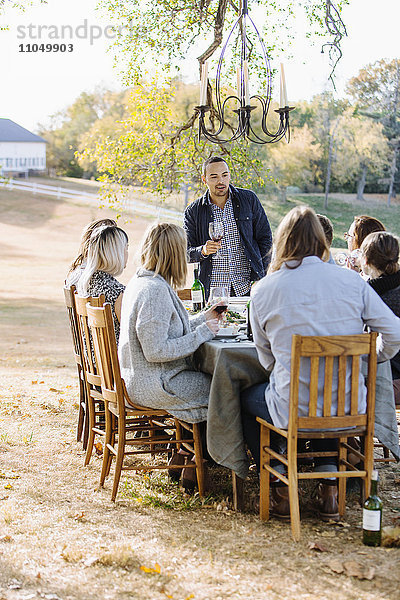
[0, 0, 399, 133]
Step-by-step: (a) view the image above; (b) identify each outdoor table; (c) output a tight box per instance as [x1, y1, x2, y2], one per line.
[195, 337, 268, 481]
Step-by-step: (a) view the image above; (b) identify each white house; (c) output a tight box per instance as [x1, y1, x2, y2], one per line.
[0, 119, 47, 176]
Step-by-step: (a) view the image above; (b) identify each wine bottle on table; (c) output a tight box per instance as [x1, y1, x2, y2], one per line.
[247, 300, 253, 341]
[191, 266, 205, 312]
[362, 470, 382, 546]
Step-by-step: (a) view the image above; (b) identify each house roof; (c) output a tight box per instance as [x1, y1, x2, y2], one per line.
[0, 119, 47, 143]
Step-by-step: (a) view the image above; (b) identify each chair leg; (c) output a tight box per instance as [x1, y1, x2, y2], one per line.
[338, 437, 347, 517]
[287, 436, 300, 542]
[111, 419, 125, 502]
[100, 409, 113, 487]
[76, 377, 85, 443]
[84, 393, 96, 466]
[105, 415, 116, 478]
[232, 472, 244, 511]
[259, 423, 270, 522]
[193, 422, 205, 498]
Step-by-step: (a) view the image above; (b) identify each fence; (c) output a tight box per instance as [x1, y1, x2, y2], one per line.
[0, 178, 183, 222]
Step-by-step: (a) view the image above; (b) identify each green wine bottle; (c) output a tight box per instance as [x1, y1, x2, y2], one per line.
[191, 266, 205, 312]
[362, 470, 382, 546]
[247, 300, 253, 341]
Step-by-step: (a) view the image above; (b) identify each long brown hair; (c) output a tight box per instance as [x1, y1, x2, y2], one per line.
[141, 223, 187, 289]
[68, 218, 117, 275]
[270, 206, 329, 273]
[361, 231, 400, 276]
[352, 215, 385, 249]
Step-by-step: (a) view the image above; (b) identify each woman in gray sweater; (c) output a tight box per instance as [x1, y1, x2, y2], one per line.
[118, 222, 221, 423]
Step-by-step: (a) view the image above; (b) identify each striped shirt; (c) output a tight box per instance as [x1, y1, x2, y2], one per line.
[208, 195, 251, 296]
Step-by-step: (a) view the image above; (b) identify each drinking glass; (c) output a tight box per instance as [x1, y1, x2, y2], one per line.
[208, 221, 224, 257]
[209, 286, 229, 314]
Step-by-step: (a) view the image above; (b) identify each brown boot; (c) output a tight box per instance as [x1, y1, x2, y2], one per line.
[315, 482, 339, 522]
[270, 485, 290, 520]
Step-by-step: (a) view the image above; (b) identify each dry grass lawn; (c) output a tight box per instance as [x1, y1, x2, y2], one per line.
[0, 187, 400, 600]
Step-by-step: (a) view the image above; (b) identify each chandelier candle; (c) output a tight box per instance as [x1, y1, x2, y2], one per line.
[199, 61, 208, 106]
[280, 63, 288, 107]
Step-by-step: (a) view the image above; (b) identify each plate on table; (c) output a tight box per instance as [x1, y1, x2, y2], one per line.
[215, 326, 239, 338]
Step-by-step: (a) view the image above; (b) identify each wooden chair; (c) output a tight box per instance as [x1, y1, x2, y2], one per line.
[74, 293, 106, 466]
[86, 303, 206, 502]
[63, 285, 87, 447]
[258, 333, 377, 542]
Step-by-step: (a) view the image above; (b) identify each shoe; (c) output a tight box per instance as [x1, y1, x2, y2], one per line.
[181, 458, 209, 493]
[270, 485, 290, 520]
[315, 482, 339, 522]
[167, 451, 186, 482]
[181, 459, 197, 491]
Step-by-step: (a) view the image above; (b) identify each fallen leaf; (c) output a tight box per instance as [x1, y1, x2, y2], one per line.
[308, 541, 329, 552]
[74, 512, 86, 522]
[140, 563, 161, 574]
[328, 559, 344, 574]
[184, 595, 194, 600]
[31, 380, 38, 385]
[49, 388, 61, 393]
[0, 535, 13, 543]
[344, 560, 375, 580]
[94, 442, 103, 455]
[4, 484, 13, 490]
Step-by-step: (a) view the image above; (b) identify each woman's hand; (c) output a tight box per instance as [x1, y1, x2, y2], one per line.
[205, 317, 220, 335]
[205, 302, 227, 321]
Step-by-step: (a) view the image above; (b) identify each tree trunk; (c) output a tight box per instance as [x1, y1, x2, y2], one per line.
[356, 163, 367, 200]
[324, 118, 340, 210]
[280, 186, 287, 203]
[324, 137, 334, 210]
[387, 142, 399, 207]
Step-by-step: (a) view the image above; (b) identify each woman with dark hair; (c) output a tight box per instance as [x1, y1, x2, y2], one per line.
[66, 218, 117, 286]
[361, 231, 400, 404]
[241, 206, 400, 521]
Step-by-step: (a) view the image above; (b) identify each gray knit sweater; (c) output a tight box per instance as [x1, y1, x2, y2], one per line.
[118, 269, 213, 422]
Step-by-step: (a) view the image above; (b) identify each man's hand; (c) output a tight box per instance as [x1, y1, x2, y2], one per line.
[201, 239, 222, 256]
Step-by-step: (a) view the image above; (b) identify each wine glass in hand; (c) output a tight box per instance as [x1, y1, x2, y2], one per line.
[208, 221, 224, 257]
[209, 286, 229, 315]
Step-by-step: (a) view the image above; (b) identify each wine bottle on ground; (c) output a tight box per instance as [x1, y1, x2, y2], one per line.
[362, 470, 382, 546]
[191, 266, 205, 312]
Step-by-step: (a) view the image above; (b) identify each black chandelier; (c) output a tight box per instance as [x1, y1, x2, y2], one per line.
[194, 0, 294, 145]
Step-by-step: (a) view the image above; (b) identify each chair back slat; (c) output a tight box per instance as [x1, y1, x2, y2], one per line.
[74, 294, 105, 378]
[337, 355, 347, 416]
[298, 414, 367, 429]
[350, 355, 360, 415]
[87, 304, 126, 416]
[308, 356, 319, 417]
[290, 332, 377, 432]
[323, 356, 334, 416]
[63, 285, 82, 364]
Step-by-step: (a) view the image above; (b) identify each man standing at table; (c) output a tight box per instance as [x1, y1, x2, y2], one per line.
[183, 157, 272, 300]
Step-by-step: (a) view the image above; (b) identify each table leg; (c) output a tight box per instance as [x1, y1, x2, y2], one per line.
[232, 471, 244, 511]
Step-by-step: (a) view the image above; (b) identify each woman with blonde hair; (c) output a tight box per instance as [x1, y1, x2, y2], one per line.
[66, 218, 117, 286]
[119, 222, 221, 424]
[77, 224, 128, 341]
[241, 205, 400, 521]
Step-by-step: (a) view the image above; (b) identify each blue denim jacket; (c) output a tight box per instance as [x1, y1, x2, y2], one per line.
[183, 185, 273, 298]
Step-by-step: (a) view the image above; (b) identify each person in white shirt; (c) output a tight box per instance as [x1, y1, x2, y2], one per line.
[241, 205, 400, 520]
